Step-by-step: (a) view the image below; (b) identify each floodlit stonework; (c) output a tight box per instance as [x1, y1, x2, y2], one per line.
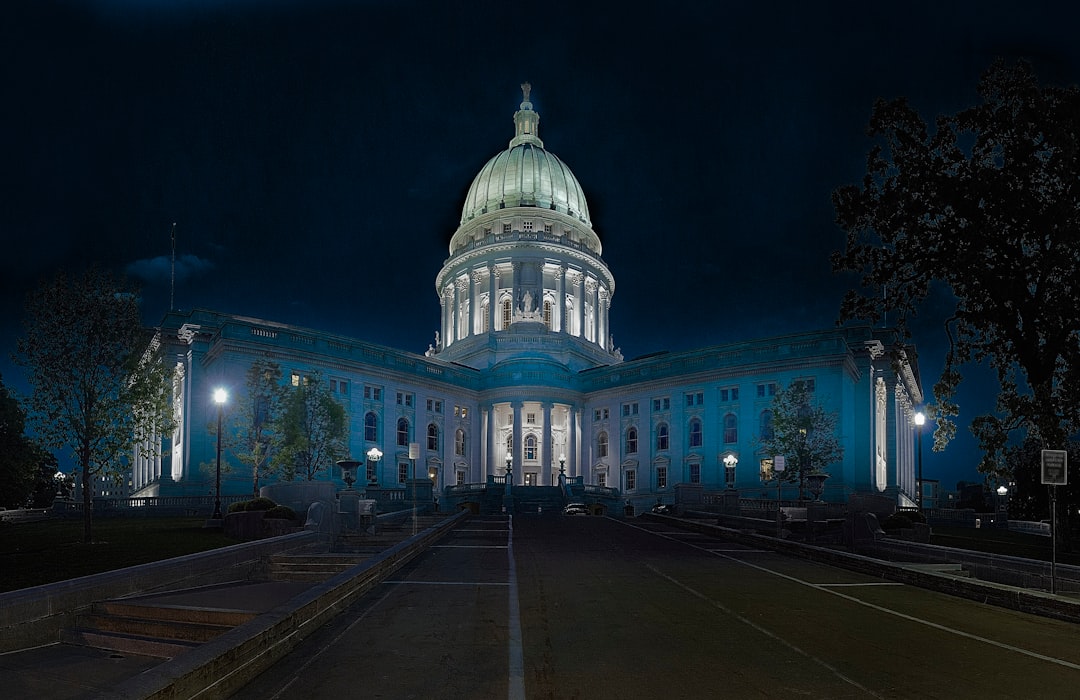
[137, 85, 924, 510]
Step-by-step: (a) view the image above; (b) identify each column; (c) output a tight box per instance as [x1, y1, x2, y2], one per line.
[568, 405, 578, 478]
[489, 266, 500, 332]
[456, 277, 469, 340]
[487, 405, 498, 479]
[542, 402, 553, 484]
[555, 266, 565, 333]
[585, 278, 597, 343]
[512, 401, 523, 484]
[575, 273, 585, 338]
[481, 407, 489, 478]
[511, 262, 521, 323]
[472, 270, 484, 336]
[598, 287, 609, 350]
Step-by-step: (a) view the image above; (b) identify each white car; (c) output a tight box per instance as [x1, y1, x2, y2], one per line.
[563, 503, 588, 516]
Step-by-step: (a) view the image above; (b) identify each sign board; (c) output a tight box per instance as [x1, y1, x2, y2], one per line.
[409, 443, 420, 460]
[1042, 449, 1068, 485]
[773, 455, 786, 473]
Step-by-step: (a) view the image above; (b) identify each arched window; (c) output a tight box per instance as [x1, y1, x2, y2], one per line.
[688, 418, 702, 448]
[656, 423, 669, 451]
[502, 299, 512, 329]
[525, 434, 537, 460]
[626, 426, 638, 454]
[543, 300, 552, 330]
[397, 417, 409, 447]
[723, 413, 738, 444]
[364, 412, 378, 442]
[481, 301, 490, 333]
[455, 428, 466, 456]
[760, 410, 774, 441]
[427, 423, 439, 451]
[597, 431, 609, 458]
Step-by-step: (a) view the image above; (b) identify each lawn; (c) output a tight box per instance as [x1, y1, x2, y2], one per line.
[0, 517, 238, 593]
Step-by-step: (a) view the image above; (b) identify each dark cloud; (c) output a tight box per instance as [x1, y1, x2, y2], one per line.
[125, 254, 214, 285]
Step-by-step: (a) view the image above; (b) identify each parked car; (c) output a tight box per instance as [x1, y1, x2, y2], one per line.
[563, 503, 589, 516]
[651, 502, 674, 515]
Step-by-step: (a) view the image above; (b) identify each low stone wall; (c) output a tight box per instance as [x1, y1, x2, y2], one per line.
[0, 530, 321, 654]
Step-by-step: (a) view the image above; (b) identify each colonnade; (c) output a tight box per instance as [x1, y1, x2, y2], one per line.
[480, 400, 582, 485]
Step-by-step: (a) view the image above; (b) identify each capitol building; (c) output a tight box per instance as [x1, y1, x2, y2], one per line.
[136, 85, 924, 511]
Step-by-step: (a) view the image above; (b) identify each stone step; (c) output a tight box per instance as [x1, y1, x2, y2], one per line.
[73, 612, 232, 643]
[904, 562, 971, 577]
[60, 627, 201, 659]
[93, 600, 257, 627]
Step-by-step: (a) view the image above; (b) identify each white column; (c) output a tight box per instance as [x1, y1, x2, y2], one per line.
[555, 266, 565, 333]
[512, 401, 523, 484]
[490, 267, 500, 332]
[575, 273, 585, 338]
[569, 406, 578, 478]
[542, 402, 553, 484]
[473, 270, 484, 335]
[481, 407, 489, 479]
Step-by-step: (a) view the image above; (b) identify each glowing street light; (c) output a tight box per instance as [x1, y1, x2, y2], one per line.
[212, 388, 228, 520]
[366, 446, 383, 484]
[914, 411, 926, 511]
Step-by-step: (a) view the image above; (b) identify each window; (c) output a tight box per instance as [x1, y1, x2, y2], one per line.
[688, 419, 703, 448]
[720, 387, 739, 402]
[543, 300, 552, 329]
[626, 427, 638, 454]
[455, 428, 466, 456]
[502, 222, 512, 234]
[525, 434, 537, 460]
[366, 457, 377, 483]
[723, 413, 738, 444]
[397, 392, 414, 407]
[544, 223, 553, 234]
[364, 385, 382, 401]
[456, 470, 466, 485]
[291, 372, 300, 387]
[454, 405, 468, 418]
[502, 299, 512, 327]
[657, 423, 669, 451]
[597, 472, 607, 487]
[760, 458, 774, 482]
[725, 459, 737, 486]
[594, 407, 609, 421]
[653, 397, 670, 412]
[756, 382, 778, 398]
[598, 431, 609, 458]
[523, 220, 533, 231]
[625, 470, 636, 491]
[364, 412, 378, 442]
[397, 417, 409, 446]
[760, 410, 774, 441]
[657, 466, 667, 489]
[594, 409, 601, 421]
[795, 378, 816, 392]
[426, 399, 443, 413]
[622, 402, 639, 417]
[427, 423, 439, 451]
[483, 226, 492, 236]
[398, 463, 409, 483]
[685, 392, 703, 407]
[689, 463, 701, 484]
[526, 412, 536, 424]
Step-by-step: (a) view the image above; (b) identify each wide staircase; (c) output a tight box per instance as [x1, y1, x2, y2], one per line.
[61, 598, 256, 659]
[512, 486, 565, 514]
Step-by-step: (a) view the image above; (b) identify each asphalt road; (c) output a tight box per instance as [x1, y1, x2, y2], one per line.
[231, 514, 1080, 699]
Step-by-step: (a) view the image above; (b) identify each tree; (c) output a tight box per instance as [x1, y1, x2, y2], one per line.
[29, 452, 62, 507]
[15, 267, 174, 542]
[0, 374, 43, 508]
[757, 381, 844, 500]
[275, 372, 347, 481]
[832, 59, 1080, 475]
[226, 359, 287, 497]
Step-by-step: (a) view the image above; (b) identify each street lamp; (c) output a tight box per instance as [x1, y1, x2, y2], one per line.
[723, 453, 738, 489]
[212, 387, 228, 520]
[366, 446, 383, 484]
[997, 484, 1009, 528]
[559, 453, 566, 476]
[914, 411, 926, 512]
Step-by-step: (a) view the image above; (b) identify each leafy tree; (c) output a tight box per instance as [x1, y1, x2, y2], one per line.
[226, 359, 287, 497]
[0, 374, 42, 508]
[29, 452, 62, 507]
[275, 372, 347, 481]
[15, 267, 174, 542]
[757, 381, 844, 500]
[832, 59, 1080, 476]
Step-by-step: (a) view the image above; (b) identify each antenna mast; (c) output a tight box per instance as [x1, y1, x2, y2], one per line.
[170, 222, 177, 311]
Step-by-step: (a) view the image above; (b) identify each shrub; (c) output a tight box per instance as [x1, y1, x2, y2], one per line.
[227, 501, 247, 514]
[245, 497, 277, 512]
[265, 505, 297, 521]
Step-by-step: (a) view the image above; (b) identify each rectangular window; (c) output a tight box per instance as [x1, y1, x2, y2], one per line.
[483, 227, 492, 236]
[725, 462, 736, 486]
[426, 399, 433, 411]
[685, 392, 704, 406]
[453, 405, 468, 419]
[434, 400, 442, 413]
[756, 383, 777, 398]
[397, 392, 414, 407]
[720, 389, 728, 402]
[523, 221, 534, 231]
[456, 470, 466, 485]
[689, 463, 701, 484]
[364, 385, 382, 401]
[526, 412, 536, 424]
[652, 397, 670, 412]
[398, 463, 409, 483]
[597, 472, 607, 487]
[291, 372, 300, 387]
[657, 466, 668, 490]
[543, 224, 552, 234]
[330, 379, 337, 393]
[594, 409, 602, 421]
[760, 458, 774, 482]
[502, 222, 512, 233]
[625, 470, 636, 491]
[622, 402, 639, 417]
[795, 378, 816, 392]
[366, 459, 377, 483]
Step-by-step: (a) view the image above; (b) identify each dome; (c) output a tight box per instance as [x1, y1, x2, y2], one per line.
[459, 84, 591, 227]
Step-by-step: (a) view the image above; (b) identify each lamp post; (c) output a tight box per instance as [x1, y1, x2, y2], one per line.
[914, 411, 926, 512]
[996, 484, 1009, 528]
[366, 446, 383, 485]
[212, 388, 227, 520]
[723, 453, 738, 489]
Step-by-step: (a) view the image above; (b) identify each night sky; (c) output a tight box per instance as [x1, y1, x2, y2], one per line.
[3, 0, 1078, 490]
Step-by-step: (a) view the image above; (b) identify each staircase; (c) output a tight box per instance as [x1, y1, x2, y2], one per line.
[61, 599, 254, 659]
[512, 486, 565, 514]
